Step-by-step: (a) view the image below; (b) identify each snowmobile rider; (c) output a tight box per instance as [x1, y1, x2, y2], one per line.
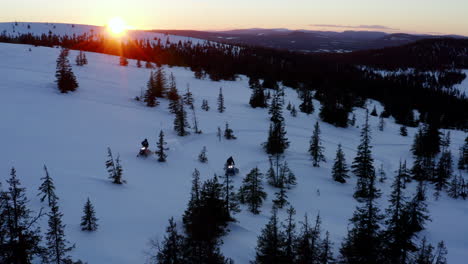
[141, 138, 149, 149]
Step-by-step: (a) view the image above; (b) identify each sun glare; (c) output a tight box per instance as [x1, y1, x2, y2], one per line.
[108, 17, 128, 36]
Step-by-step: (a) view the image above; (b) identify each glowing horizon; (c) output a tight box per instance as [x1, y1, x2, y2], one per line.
[1, 0, 467, 36]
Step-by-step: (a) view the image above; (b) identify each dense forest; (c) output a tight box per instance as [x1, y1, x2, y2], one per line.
[1, 31, 467, 129]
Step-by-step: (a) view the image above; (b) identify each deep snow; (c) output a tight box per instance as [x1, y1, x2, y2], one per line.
[0, 42, 467, 263]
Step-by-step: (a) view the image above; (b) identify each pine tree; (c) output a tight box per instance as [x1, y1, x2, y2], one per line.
[238, 167, 267, 214]
[290, 105, 297, 117]
[264, 121, 289, 155]
[80, 198, 98, 231]
[249, 78, 267, 108]
[332, 144, 349, 183]
[191, 107, 202, 134]
[156, 130, 169, 162]
[279, 161, 296, 188]
[45, 200, 74, 264]
[309, 121, 326, 167]
[351, 111, 376, 200]
[183, 85, 194, 110]
[299, 89, 314, 114]
[220, 171, 240, 218]
[224, 122, 237, 140]
[2, 167, 43, 263]
[198, 146, 208, 163]
[105, 148, 125, 184]
[383, 162, 414, 264]
[254, 208, 286, 264]
[273, 180, 288, 209]
[75, 50, 87, 66]
[154, 67, 167, 98]
[434, 150, 453, 198]
[378, 115, 385, 131]
[144, 71, 159, 107]
[217, 126, 222, 142]
[201, 99, 210, 111]
[404, 181, 430, 235]
[434, 241, 448, 264]
[56, 48, 78, 93]
[167, 73, 180, 114]
[296, 213, 323, 263]
[268, 90, 284, 124]
[173, 100, 190, 136]
[339, 171, 383, 264]
[156, 217, 185, 264]
[349, 113, 356, 127]
[145, 61, 153, 69]
[370, 105, 378, 116]
[217, 87, 225, 113]
[319, 231, 335, 264]
[458, 136, 468, 171]
[400, 126, 408, 136]
[282, 206, 296, 263]
[119, 56, 128, 66]
[38, 165, 58, 207]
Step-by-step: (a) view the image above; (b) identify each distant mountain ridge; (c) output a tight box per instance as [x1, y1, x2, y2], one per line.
[150, 28, 467, 53]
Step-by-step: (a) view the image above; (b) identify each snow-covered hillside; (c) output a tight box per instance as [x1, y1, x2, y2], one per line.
[0, 42, 467, 263]
[0, 22, 207, 45]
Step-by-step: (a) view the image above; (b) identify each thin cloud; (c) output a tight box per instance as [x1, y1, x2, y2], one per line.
[311, 24, 399, 31]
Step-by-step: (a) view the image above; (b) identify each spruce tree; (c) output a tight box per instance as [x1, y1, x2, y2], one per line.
[167, 73, 180, 114]
[351, 111, 376, 200]
[458, 136, 468, 171]
[370, 105, 378, 116]
[105, 148, 125, 184]
[332, 144, 349, 183]
[201, 99, 210, 111]
[290, 105, 297, 117]
[156, 130, 169, 162]
[144, 71, 159, 107]
[383, 162, 414, 264]
[56, 48, 78, 93]
[217, 88, 225, 113]
[273, 180, 288, 209]
[319, 231, 335, 264]
[339, 171, 383, 264]
[119, 56, 128, 66]
[254, 208, 286, 264]
[249, 79, 267, 108]
[282, 206, 296, 263]
[183, 85, 194, 110]
[296, 213, 323, 263]
[309, 121, 326, 167]
[2, 167, 43, 263]
[238, 167, 267, 214]
[198, 146, 208, 163]
[156, 217, 185, 264]
[173, 99, 190, 136]
[264, 121, 289, 155]
[38, 165, 58, 207]
[224, 122, 236, 140]
[221, 171, 240, 218]
[299, 89, 314, 114]
[434, 150, 453, 198]
[154, 67, 167, 98]
[404, 181, 430, 235]
[400, 126, 408, 136]
[378, 115, 385, 131]
[80, 198, 98, 231]
[44, 200, 74, 264]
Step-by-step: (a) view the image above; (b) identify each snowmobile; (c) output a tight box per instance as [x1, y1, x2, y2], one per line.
[137, 138, 152, 157]
[225, 156, 239, 176]
[137, 147, 152, 157]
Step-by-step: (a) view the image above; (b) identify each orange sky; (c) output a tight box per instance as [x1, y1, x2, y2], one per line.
[1, 0, 467, 36]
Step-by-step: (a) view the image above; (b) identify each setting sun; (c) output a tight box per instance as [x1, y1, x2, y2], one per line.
[107, 17, 128, 36]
